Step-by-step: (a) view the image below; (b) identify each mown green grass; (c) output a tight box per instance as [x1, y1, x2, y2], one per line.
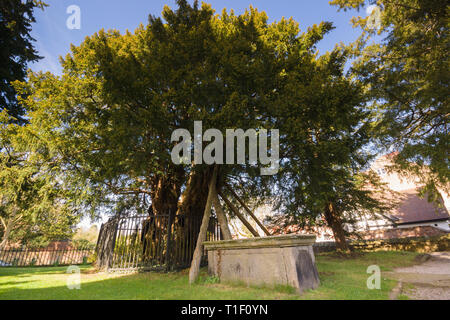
[0, 251, 418, 300]
[301, 251, 418, 300]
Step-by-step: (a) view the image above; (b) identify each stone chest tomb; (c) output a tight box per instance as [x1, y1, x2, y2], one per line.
[203, 234, 320, 294]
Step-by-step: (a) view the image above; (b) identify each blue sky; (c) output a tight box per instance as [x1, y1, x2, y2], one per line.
[31, 0, 370, 75]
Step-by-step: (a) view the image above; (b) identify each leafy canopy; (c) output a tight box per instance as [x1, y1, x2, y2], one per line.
[331, 0, 449, 199]
[0, 0, 46, 124]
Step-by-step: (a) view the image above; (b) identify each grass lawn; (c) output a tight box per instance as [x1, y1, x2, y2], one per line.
[0, 251, 419, 300]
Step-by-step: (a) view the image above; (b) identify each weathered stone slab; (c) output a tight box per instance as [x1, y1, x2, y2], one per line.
[204, 234, 320, 294]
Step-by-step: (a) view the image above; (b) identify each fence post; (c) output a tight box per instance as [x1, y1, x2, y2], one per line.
[165, 209, 175, 271]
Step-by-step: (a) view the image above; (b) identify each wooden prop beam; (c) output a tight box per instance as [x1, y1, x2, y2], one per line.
[212, 189, 232, 240]
[224, 183, 271, 236]
[218, 191, 260, 237]
[188, 166, 218, 284]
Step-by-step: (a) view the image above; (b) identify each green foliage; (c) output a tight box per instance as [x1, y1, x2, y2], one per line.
[8, 0, 398, 246]
[331, 0, 449, 198]
[23, 238, 50, 249]
[0, 110, 79, 247]
[201, 275, 220, 284]
[14, 0, 343, 218]
[0, 1, 78, 247]
[72, 239, 96, 250]
[265, 41, 395, 248]
[0, 0, 47, 124]
[73, 225, 99, 244]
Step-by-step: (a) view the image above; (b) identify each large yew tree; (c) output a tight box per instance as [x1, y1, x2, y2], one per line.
[15, 1, 389, 251]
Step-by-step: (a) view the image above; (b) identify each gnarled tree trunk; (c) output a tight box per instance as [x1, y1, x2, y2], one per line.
[176, 166, 215, 218]
[0, 217, 13, 250]
[144, 167, 184, 263]
[144, 165, 217, 267]
[149, 166, 185, 216]
[323, 202, 349, 252]
[174, 166, 216, 264]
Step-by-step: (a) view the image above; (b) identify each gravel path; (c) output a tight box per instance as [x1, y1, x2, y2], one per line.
[386, 252, 450, 300]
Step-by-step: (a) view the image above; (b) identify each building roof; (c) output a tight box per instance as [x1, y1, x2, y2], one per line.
[387, 189, 450, 225]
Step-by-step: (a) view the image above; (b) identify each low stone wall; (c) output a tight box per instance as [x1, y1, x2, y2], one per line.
[313, 241, 339, 253]
[356, 226, 448, 240]
[313, 234, 450, 253]
[204, 234, 320, 294]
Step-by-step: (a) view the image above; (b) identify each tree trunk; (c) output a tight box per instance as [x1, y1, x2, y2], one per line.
[149, 166, 185, 216]
[177, 167, 215, 258]
[145, 167, 184, 263]
[176, 166, 213, 218]
[189, 166, 218, 284]
[323, 202, 349, 252]
[0, 218, 13, 250]
[147, 166, 215, 267]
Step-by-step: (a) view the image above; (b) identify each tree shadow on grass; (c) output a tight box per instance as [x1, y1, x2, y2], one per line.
[0, 269, 301, 300]
[0, 280, 38, 287]
[0, 265, 91, 277]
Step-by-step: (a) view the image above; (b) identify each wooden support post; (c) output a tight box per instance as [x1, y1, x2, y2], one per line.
[188, 166, 218, 284]
[225, 183, 271, 236]
[212, 189, 232, 240]
[218, 191, 260, 237]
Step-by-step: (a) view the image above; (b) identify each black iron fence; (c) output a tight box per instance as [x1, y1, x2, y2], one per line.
[96, 213, 221, 271]
[0, 245, 94, 267]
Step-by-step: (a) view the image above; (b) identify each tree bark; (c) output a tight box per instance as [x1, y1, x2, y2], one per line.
[323, 202, 349, 252]
[149, 166, 184, 216]
[145, 167, 184, 263]
[171, 166, 214, 264]
[189, 166, 218, 284]
[0, 218, 13, 250]
[176, 167, 213, 218]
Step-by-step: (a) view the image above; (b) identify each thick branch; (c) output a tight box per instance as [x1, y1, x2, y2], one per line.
[212, 189, 232, 240]
[218, 191, 260, 237]
[224, 183, 271, 236]
[189, 166, 218, 284]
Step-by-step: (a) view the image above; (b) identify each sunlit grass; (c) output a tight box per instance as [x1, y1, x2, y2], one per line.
[0, 251, 418, 300]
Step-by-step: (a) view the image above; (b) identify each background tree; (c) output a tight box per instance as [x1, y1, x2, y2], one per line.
[269, 42, 394, 251]
[74, 225, 99, 244]
[0, 1, 80, 248]
[0, 0, 46, 124]
[331, 0, 449, 201]
[0, 111, 78, 248]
